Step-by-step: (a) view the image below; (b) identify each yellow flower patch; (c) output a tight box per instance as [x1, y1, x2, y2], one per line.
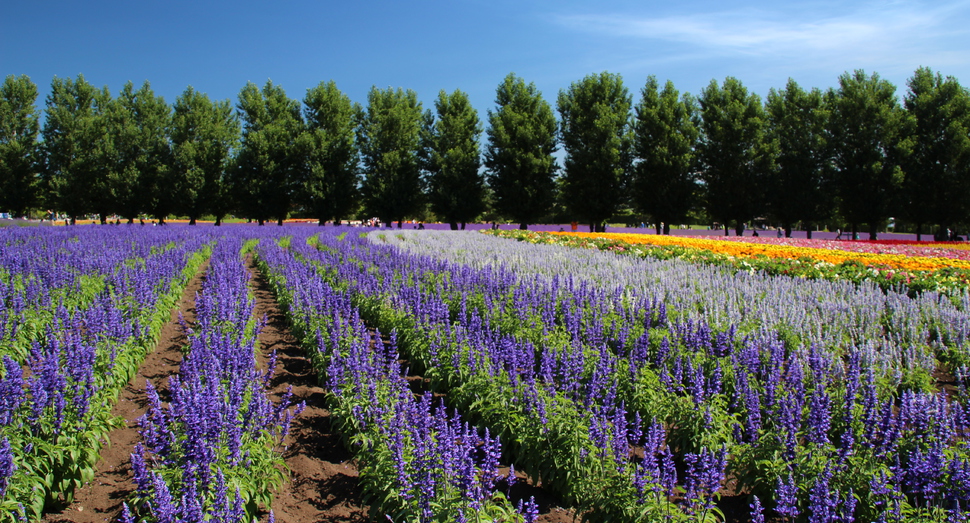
[549, 232, 970, 272]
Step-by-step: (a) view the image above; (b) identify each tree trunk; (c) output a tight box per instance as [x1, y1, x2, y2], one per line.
[277, 217, 284, 226]
[916, 223, 922, 242]
[655, 223, 662, 235]
[868, 223, 877, 241]
[461, 222, 466, 230]
[785, 226, 792, 238]
[735, 221, 744, 237]
[189, 217, 196, 225]
[127, 217, 134, 225]
[941, 223, 951, 241]
[851, 224, 858, 240]
[318, 219, 325, 226]
[724, 226, 730, 237]
[663, 223, 670, 235]
[397, 220, 403, 229]
[100, 213, 107, 225]
[335, 219, 342, 226]
[519, 223, 528, 230]
[258, 219, 265, 226]
[806, 230, 812, 239]
[450, 222, 459, 230]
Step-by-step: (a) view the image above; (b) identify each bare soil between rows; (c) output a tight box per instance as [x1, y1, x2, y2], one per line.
[43, 261, 209, 523]
[40, 255, 585, 523]
[247, 257, 369, 523]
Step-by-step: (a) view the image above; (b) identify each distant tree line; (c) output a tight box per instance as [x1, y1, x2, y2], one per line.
[2, 68, 969, 239]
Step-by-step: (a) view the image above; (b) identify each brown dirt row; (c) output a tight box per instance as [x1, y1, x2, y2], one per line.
[247, 258, 370, 523]
[43, 261, 209, 523]
[248, 257, 573, 522]
[43, 251, 574, 523]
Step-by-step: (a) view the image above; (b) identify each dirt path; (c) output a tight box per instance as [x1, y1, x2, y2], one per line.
[247, 258, 369, 523]
[43, 262, 208, 523]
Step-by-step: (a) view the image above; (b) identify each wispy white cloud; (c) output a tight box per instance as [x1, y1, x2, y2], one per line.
[553, 1, 970, 65]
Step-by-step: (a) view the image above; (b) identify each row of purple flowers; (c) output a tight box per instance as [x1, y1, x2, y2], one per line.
[294, 227, 970, 521]
[124, 234, 301, 522]
[255, 231, 537, 522]
[0, 227, 211, 520]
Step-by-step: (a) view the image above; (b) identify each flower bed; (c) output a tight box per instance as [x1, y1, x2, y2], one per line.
[0, 228, 210, 520]
[125, 235, 297, 522]
[374, 229, 970, 522]
[485, 230, 970, 296]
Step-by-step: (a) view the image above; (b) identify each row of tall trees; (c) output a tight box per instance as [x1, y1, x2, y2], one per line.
[2, 69, 969, 238]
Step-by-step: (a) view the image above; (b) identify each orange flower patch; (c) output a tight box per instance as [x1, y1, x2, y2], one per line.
[549, 232, 970, 272]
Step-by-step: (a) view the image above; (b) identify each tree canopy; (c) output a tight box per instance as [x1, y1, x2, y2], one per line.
[171, 86, 239, 225]
[0, 75, 41, 218]
[698, 77, 772, 236]
[557, 72, 632, 232]
[484, 73, 558, 230]
[4, 69, 970, 235]
[902, 67, 970, 240]
[765, 79, 832, 238]
[232, 80, 304, 226]
[109, 81, 172, 223]
[422, 89, 484, 230]
[358, 86, 425, 227]
[828, 70, 909, 240]
[632, 76, 699, 235]
[42, 75, 112, 224]
[302, 81, 362, 225]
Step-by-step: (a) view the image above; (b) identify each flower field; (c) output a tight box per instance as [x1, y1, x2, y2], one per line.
[488, 230, 970, 297]
[1, 226, 969, 522]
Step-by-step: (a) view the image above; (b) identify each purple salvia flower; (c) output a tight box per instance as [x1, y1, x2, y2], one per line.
[776, 473, 799, 520]
[808, 465, 837, 523]
[149, 471, 177, 523]
[0, 437, 15, 499]
[119, 503, 136, 523]
[807, 386, 831, 445]
[517, 496, 539, 523]
[751, 495, 765, 523]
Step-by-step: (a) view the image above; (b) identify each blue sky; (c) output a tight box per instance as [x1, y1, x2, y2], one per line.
[4, 0, 969, 121]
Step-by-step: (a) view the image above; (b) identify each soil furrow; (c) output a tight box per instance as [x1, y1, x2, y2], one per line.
[247, 258, 369, 523]
[43, 261, 208, 523]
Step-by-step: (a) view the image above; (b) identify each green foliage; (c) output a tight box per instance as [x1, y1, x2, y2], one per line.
[698, 77, 772, 236]
[484, 73, 559, 229]
[765, 79, 832, 235]
[0, 75, 41, 217]
[42, 74, 113, 222]
[0, 240, 211, 521]
[557, 72, 632, 231]
[828, 70, 910, 240]
[632, 77, 699, 234]
[358, 86, 425, 226]
[232, 80, 304, 225]
[108, 81, 173, 222]
[256, 245, 526, 523]
[171, 86, 240, 224]
[902, 67, 970, 238]
[299, 233, 727, 522]
[422, 89, 485, 229]
[302, 81, 362, 225]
